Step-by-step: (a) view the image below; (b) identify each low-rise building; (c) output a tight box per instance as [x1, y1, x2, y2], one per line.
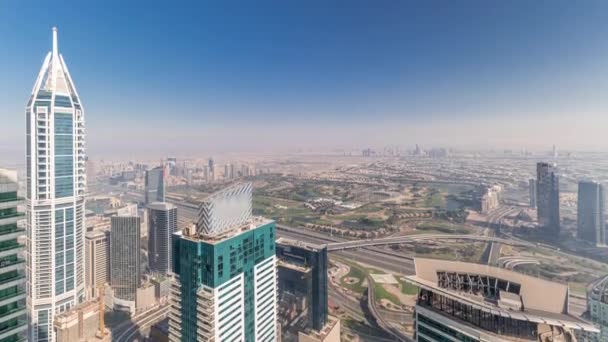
[53, 301, 109, 342]
[136, 284, 156, 313]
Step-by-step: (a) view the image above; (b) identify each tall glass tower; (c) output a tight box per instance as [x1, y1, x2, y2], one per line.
[577, 181, 605, 246]
[144, 167, 165, 205]
[536, 162, 560, 234]
[147, 202, 177, 275]
[26, 28, 86, 342]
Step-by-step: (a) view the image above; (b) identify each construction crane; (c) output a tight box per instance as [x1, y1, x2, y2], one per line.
[96, 283, 129, 339]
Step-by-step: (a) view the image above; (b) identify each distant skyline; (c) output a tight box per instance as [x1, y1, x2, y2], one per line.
[2, 1, 608, 162]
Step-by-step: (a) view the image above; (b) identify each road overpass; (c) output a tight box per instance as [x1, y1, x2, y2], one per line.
[325, 233, 535, 251]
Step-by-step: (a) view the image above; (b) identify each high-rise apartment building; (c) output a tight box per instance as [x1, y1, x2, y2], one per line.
[224, 164, 230, 180]
[110, 216, 140, 312]
[528, 178, 536, 208]
[144, 167, 165, 205]
[577, 181, 605, 246]
[208, 158, 215, 181]
[84, 230, 109, 300]
[405, 258, 598, 342]
[0, 169, 27, 341]
[26, 28, 87, 341]
[536, 162, 560, 233]
[276, 238, 328, 332]
[169, 183, 277, 342]
[147, 202, 177, 275]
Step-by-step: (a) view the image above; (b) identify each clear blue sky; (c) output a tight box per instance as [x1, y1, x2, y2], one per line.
[1, 1, 608, 160]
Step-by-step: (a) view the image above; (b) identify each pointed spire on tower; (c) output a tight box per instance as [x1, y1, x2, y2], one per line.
[50, 27, 59, 91]
[52, 26, 58, 57]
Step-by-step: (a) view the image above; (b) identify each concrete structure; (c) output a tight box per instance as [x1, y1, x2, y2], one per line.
[151, 277, 172, 301]
[298, 316, 340, 342]
[529, 178, 536, 208]
[136, 284, 156, 313]
[113, 203, 137, 218]
[577, 181, 605, 246]
[585, 275, 608, 342]
[85, 230, 109, 300]
[0, 169, 27, 342]
[53, 301, 107, 342]
[110, 216, 140, 312]
[536, 162, 560, 234]
[147, 202, 177, 275]
[169, 183, 277, 342]
[26, 28, 87, 341]
[144, 167, 165, 205]
[405, 258, 598, 341]
[276, 238, 328, 332]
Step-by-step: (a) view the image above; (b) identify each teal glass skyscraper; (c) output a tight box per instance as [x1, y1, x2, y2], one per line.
[26, 28, 86, 341]
[169, 183, 277, 342]
[0, 169, 27, 342]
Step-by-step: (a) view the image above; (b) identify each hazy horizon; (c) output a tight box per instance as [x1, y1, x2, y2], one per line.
[2, 1, 608, 162]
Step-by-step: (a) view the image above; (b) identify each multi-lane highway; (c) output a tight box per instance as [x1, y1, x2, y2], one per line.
[325, 232, 535, 251]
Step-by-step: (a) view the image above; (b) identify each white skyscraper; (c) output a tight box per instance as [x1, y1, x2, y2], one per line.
[26, 28, 86, 341]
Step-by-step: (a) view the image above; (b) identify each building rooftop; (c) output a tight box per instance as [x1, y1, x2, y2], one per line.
[146, 201, 176, 210]
[86, 229, 109, 239]
[406, 258, 598, 333]
[299, 315, 340, 341]
[180, 215, 273, 244]
[277, 259, 311, 273]
[54, 300, 99, 324]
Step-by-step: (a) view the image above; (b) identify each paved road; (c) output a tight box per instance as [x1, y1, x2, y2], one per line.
[277, 227, 416, 275]
[366, 276, 413, 342]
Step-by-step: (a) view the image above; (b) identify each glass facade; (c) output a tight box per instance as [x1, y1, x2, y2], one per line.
[144, 167, 165, 204]
[276, 240, 328, 331]
[110, 216, 141, 302]
[54, 113, 73, 198]
[54, 208, 75, 296]
[577, 181, 605, 245]
[417, 289, 538, 340]
[536, 162, 560, 233]
[417, 313, 478, 342]
[147, 203, 177, 275]
[0, 171, 27, 342]
[172, 221, 276, 342]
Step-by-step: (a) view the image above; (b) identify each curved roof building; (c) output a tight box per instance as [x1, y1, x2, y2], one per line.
[405, 258, 598, 341]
